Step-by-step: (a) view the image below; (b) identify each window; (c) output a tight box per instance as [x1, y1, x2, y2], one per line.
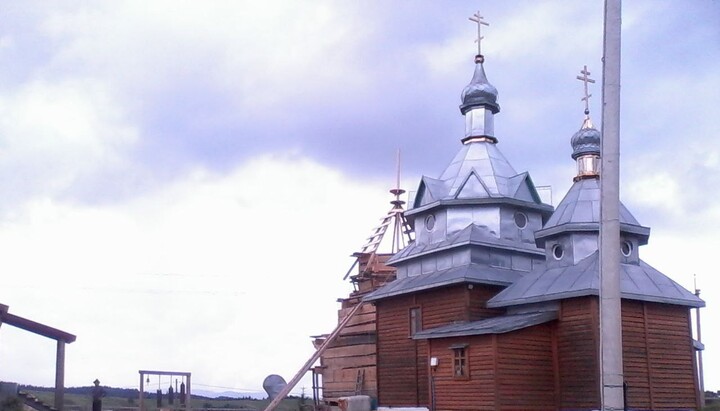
[409, 307, 422, 337]
[513, 211, 528, 229]
[621, 241, 633, 257]
[552, 244, 564, 260]
[452, 346, 469, 378]
[425, 214, 436, 231]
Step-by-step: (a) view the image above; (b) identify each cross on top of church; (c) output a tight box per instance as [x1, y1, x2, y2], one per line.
[576, 65, 596, 115]
[469, 12, 489, 56]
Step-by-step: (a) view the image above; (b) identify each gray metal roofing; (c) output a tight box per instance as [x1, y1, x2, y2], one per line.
[363, 262, 521, 302]
[412, 142, 543, 209]
[388, 223, 543, 265]
[413, 311, 558, 339]
[487, 251, 704, 308]
[535, 178, 649, 243]
[459, 61, 500, 115]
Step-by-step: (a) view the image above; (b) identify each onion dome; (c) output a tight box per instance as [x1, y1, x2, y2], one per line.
[571, 116, 601, 160]
[459, 55, 500, 115]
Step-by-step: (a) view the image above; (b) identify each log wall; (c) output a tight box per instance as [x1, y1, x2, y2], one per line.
[375, 284, 502, 408]
[318, 303, 378, 400]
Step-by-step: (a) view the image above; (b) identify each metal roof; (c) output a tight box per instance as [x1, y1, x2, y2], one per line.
[363, 262, 521, 302]
[487, 251, 704, 308]
[571, 122, 601, 160]
[535, 178, 649, 245]
[459, 60, 500, 115]
[413, 311, 558, 339]
[412, 141, 543, 209]
[388, 223, 543, 265]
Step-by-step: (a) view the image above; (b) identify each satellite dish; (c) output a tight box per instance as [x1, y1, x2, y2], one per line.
[262, 374, 287, 400]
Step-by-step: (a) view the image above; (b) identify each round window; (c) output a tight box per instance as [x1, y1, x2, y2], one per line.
[514, 212, 528, 229]
[552, 244, 564, 260]
[621, 241, 633, 257]
[425, 214, 436, 231]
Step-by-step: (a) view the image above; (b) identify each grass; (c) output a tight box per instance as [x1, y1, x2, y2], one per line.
[21, 391, 308, 411]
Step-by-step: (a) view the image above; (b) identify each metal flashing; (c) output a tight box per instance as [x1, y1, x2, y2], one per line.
[363, 262, 521, 302]
[487, 252, 704, 308]
[405, 197, 553, 219]
[387, 223, 544, 265]
[413, 311, 558, 339]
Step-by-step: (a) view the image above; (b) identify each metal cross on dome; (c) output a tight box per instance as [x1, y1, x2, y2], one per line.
[576, 65, 596, 115]
[469, 11, 489, 55]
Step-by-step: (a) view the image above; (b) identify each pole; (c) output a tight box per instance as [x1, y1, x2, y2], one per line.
[139, 373, 145, 411]
[696, 287, 705, 406]
[263, 301, 367, 411]
[55, 341, 66, 411]
[599, 0, 624, 410]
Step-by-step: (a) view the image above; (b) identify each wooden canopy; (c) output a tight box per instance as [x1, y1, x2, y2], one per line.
[0, 303, 76, 411]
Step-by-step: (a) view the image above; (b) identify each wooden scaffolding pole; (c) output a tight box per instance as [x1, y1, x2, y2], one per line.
[263, 301, 368, 411]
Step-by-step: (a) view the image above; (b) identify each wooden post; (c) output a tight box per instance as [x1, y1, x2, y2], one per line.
[186, 373, 191, 411]
[695, 288, 704, 407]
[139, 373, 145, 411]
[55, 341, 65, 411]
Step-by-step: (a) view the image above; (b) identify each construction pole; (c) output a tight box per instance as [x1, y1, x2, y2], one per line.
[263, 301, 367, 411]
[55, 341, 66, 411]
[599, 0, 624, 410]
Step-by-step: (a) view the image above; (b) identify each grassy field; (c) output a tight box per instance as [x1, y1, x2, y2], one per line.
[22, 390, 309, 411]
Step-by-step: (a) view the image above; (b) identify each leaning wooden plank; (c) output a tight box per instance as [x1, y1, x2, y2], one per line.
[262, 300, 367, 411]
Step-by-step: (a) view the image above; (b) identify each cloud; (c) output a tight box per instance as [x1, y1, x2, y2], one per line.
[0, 153, 395, 391]
[0, 0, 719, 395]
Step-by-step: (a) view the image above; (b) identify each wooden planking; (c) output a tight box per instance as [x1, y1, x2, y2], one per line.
[320, 352, 376, 368]
[467, 285, 504, 321]
[557, 297, 600, 409]
[429, 335, 496, 411]
[376, 283, 508, 408]
[322, 344, 375, 359]
[496, 324, 556, 410]
[416, 285, 474, 328]
[644, 303, 698, 410]
[327, 333, 376, 348]
[621, 300, 652, 410]
[376, 294, 423, 407]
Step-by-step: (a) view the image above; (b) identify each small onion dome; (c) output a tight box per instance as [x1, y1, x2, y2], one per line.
[571, 118, 601, 160]
[459, 55, 500, 115]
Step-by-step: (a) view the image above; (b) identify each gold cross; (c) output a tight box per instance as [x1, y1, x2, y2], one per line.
[469, 12, 489, 56]
[576, 65, 596, 115]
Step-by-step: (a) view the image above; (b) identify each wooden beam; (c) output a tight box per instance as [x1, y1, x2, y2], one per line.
[55, 341, 65, 411]
[263, 301, 368, 411]
[2, 312, 76, 343]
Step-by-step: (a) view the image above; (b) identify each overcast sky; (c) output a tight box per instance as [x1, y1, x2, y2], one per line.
[0, 1, 719, 397]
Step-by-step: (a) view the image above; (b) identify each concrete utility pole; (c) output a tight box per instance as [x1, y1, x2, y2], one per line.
[599, 0, 624, 410]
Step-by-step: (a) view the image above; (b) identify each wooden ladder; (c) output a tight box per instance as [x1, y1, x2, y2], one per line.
[262, 301, 367, 411]
[354, 369, 365, 395]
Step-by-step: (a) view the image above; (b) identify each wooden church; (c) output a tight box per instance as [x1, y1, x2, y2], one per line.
[314, 15, 704, 411]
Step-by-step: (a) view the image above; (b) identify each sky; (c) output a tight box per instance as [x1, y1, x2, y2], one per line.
[0, 0, 719, 398]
